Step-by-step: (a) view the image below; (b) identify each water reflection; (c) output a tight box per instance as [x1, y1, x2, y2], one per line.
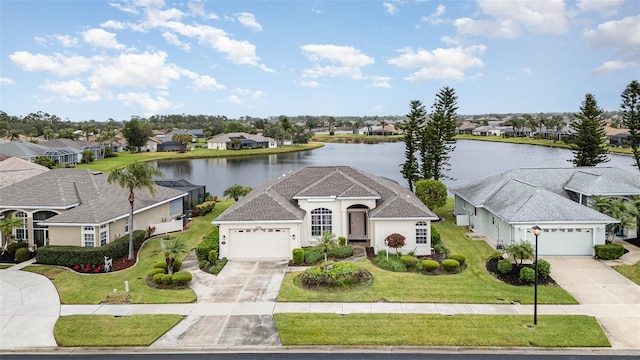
[151, 141, 637, 197]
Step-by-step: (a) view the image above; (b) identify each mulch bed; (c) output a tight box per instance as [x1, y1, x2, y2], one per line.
[111, 249, 139, 272]
[486, 258, 557, 286]
[623, 238, 640, 248]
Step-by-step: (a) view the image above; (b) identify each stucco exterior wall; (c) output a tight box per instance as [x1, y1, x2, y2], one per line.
[207, 141, 227, 150]
[48, 226, 81, 246]
[371, 219, 432, 256]
[109, 202, 175, 240]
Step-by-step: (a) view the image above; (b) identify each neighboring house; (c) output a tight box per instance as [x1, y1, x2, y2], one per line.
[610, 132, 630, 146]
[471, 126, 505, 136]
[0, 141, 78, 166]
[141, 137, 162, 152]
[457, 122, 477, 134]
[40, 138, 105, 161]
[154, 179, 206, 213]
[450, 167, 640, 256]
[502, 126, 533, 137]
[157, 141, 185, 152]
[368, 125, 399, 135]
[207, 133, 277, 150]
[0, 169, 187, 248]
[213, 166, 438, 259]
[0, 157, 49, 189]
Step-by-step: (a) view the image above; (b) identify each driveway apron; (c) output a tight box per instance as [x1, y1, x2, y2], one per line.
[0, 267, 60, 349]
[152, 257, 289, 348]
[543, 256, 640, 349]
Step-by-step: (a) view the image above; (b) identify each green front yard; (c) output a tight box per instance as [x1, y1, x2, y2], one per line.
[275, 314, 609, 347]
[615, 261, 640, 285]
[24, 200, 233, 304]
[278, 200, 577, 304]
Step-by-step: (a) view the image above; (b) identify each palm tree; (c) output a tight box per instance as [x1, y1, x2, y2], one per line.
[593, 196, 638, 241]
[318, 230, 337, 266]
[158, 236, 189, 274]
[505, 240, 535, 265]
[223, 184, 253, 201]
[107, 163, 164, 259]
[0, 213, 23, 247]
[7, 129, 21, 141]
[379, 118, 387, 136]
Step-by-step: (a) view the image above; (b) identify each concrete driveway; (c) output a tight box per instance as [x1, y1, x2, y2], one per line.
[0, 267, 60, 349]
[544, 256, 640, 349]
[152, 257, 289, 348]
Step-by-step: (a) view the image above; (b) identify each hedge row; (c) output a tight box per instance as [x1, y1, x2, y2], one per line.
[196, 230, 219, 262]
[36, 230, 146, 266]
[594, 244, 625, 260]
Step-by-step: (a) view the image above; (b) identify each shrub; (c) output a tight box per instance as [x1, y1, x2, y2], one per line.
[373, 253, 406, 272]
[431, 227, 441, 246]
[433, 243, 449, 256]
[533, 259, 551, 279]
[449, 254, 466, 266]
[304, 247, 323, 265]
[497, 259, 512, 274]
[338, 236, 346, 246]
[594, 244, 625, 260]
[153, 261, 168, 270]
[400, 255, 418, 267]
[199, 259, 211, 270]
[442, 259, 460, 272]
[209, 258, 227, 275]
[161, 274, 173, 285]
[36, 230, 146, 267]
[415, 179, 447, 210]
[152, 273, 164, 284]
[519, 267, 536, 283]
[171, 271, 193, 286]
[196, 231, 219, 262]
[327, 245, 353, 259]
[7, 241, 28, 255]
[421, 259, 440, 272]
[292, 248, 305, 265]
[208, 249, 218, 263]
[385, 233, 406, 255]
[15, 247, 30, 262]
[173, 258, 183, 272]
[193, 201, 216, 217]
[298, 262, 368, 288]
[149, 267, 166, 276]
[489, 251, 504, 260]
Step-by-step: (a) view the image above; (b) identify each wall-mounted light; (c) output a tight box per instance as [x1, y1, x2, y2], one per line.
[292, 234, 296, 241]
[221, 235, 226, 245]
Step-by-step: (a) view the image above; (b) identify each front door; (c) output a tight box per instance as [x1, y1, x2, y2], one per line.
[348, 211, 367, 240]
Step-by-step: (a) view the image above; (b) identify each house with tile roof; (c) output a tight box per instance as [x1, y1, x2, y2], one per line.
[207, 132, 276, 150]
[450, 167, 640, 256]
[0, 169, 187, 248]
[213, 166, 438, 259]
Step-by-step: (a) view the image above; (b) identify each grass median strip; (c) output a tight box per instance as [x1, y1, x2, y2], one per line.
[54, 315, 182, 347]
[23, 200, 233, 304]
[274, 313, 610, 347]
[614, 261, 640, 285]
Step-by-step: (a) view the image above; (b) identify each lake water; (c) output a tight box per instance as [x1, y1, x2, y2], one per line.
[151, 140, 638, 197]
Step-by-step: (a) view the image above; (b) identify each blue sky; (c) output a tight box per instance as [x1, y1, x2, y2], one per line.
[1, 0, 638, 122]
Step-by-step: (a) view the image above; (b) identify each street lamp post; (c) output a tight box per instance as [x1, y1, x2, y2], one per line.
[532, 225, 542, 325]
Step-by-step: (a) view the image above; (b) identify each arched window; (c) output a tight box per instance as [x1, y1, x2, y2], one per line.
[14, 211, 28, 241]
[415, 221, 429, 245]
[311, 208, 332, 236]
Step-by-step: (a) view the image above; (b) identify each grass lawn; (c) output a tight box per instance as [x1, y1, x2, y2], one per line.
[277, 199, 577, 304]
[0, 264, 13, 269]
[274, 313, 610, 347]
[23, 200, 233, 304]
[75, 144, 323, 172]
[312, 134, 403, 143]
[455, 134, 632, 155]
[55, 315, 182, 346]
[614, 261, 640, 285]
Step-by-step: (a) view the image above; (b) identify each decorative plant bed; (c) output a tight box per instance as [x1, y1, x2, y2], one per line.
[486, 258, 557, 286]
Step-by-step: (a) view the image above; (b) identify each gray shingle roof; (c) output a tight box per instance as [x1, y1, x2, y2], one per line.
[208, 132, 274, 143]
[0, 157, 49, 189]
[215, 166, 437, 222]
[0, 141, 49, 158]
[0, 169, 186, 224]
[449, 167, 637, 223]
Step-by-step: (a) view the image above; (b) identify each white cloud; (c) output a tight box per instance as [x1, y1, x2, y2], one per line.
[584, 15, 640, 72]
[55, 35, 79, 47]
[0, 77, 14, 85]
[10, 51, 94, 76]
[40, 80, 100, 102]
[577, 0, 623, 15]
[370, 76, 391, 88]
[192, 75, 225, 90]
[299, 80, 319, 87]
[455, 0, 568, 38]
[162, 32, 191, 51]
[116, 92, 178, 115]
[593, 60, 639, 74]
[383, 2, 397, 15]
[82, 28, 126, 50]
[388, 45, 486, 82]
[101, 20, 126, 29]
[108, 1, 139, 14]
[301, 44, 374, 80]
[226, 95, 242, 104]
[236, 12, 262, 31]
[421, 4, 446, 24]
[519, 67, 533, 77]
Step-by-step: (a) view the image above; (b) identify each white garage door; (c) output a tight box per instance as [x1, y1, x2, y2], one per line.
[229, 228, 290, 258]
[537, 228, 594, 256]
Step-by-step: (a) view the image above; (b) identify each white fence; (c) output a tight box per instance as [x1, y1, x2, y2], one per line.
[150, 220, 183, 236]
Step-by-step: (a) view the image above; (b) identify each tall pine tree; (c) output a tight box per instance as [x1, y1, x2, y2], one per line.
[422, 86, 459, 181]
[570, 93, 609, 167]
[401, 100, 426, 192]
[620, 80, 640, 171]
